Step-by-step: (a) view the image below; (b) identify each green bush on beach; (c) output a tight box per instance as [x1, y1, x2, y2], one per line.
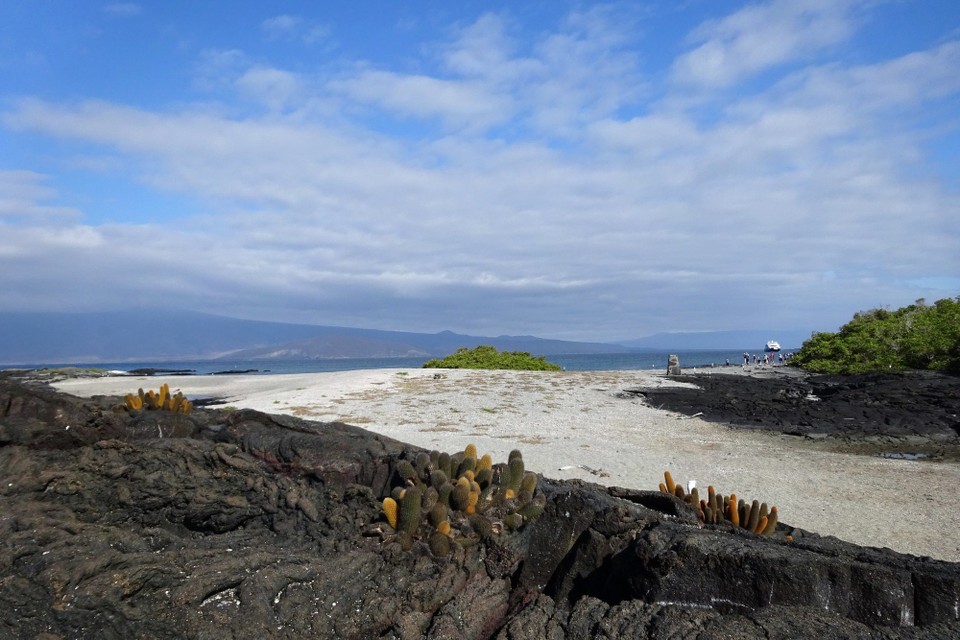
[791, 296, 960, 374]
[423, 345, 562, 371]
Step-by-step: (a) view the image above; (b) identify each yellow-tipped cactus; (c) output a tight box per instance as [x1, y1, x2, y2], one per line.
[520, 472, 538, 495]
[465, 490, 479, 515]
[451, 477, 471, 511]
[477, 453, 492, 472]
[664, 470, 676, 494]
[762, 506, 778, 535]
[124, 386, 191, 414]
[382, 497, 398, 530]
[383, 444, 541, 553]
[657, 472, 778, 537]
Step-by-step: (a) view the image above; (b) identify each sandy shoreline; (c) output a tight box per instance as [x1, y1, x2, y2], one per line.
[53, 367, 960, 562]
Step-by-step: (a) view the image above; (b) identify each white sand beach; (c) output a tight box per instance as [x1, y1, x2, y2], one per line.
[54, 368, 960, 563]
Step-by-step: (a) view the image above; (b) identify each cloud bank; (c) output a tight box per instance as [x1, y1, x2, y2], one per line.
[1, 2, 958, 341]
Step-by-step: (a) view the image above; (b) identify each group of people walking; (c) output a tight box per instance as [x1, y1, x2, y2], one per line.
[742, 352, 790, 367]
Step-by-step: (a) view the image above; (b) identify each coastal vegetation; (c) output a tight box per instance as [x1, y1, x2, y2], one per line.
[791, 296, 960, 373]
[422, 345, 562, 371]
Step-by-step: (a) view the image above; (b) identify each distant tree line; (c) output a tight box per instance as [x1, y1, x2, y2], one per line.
[423, 345, 562, 371]
[791, 296, 960, 373]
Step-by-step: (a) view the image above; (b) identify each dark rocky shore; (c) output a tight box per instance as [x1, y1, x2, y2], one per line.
[634, 369, 960, 460]
[2, 373, 960, 639]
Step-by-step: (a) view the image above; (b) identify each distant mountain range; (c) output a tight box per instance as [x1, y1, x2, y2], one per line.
[0, 310, 627, 364]
[0, 310, 810, 365]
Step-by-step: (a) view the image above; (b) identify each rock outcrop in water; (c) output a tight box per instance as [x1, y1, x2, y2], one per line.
[2, 374, 959, 639]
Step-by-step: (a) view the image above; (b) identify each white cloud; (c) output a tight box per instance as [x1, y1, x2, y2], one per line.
[780, 40, 960, 112]
[262, 14, 330, 45]
[437, 9, 644, 136]
[1, 4, 957, 339]
[102, 3, 141, 17]
[235, 66, 303, 112]
[331, 69, 512, 130]
[262, 14, 301, 37]
[0, 171, 82, 221]
[672, 0, 861, 88]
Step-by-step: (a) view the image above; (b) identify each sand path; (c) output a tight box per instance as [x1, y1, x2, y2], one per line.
[54, 368, 960, 562]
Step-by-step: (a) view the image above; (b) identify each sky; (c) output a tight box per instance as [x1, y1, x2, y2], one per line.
[1, 1, 958, 343]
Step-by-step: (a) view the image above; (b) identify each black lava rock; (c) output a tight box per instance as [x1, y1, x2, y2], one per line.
[1, 375, 959, 639]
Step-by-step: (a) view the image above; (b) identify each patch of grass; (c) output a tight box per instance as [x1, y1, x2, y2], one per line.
[423, 345, 562, 371]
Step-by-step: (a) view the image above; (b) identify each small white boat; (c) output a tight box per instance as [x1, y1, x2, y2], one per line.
[764, 341, 781, 352]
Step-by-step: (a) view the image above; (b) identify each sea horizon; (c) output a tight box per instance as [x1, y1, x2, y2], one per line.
[1, 348, 798, 376]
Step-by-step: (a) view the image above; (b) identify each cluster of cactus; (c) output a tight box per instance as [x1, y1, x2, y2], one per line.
[381, 444, 545, 556]
[124, 384, 193, 414]
[659, 471, 778, 536]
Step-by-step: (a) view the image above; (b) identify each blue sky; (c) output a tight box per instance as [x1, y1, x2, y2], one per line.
[1, 1, 958, 342]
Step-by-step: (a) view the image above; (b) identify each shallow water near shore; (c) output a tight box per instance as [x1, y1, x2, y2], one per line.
[3, 349, 790, 375]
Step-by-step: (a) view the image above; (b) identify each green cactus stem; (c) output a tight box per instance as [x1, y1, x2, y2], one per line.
[429, 503, 448, 528]
[451, 477, 471, 511]
[438, 482, 453, 508]
[429, 531, 451, 557]
[747, 500, 761, 533]
[516, 501, 545, 521]
[430, 469, 449, 489]
[475, 467, 492, 490]
[468, 514, 493, 540]
[508, 455, 525, 494]
[415, 452, 431, 475]
[503, 513, 523, 530]
[520, 471, 538, 495]
[457, 456, 476, 478]
[397, 460, 417, 482]
[438, 452, 452, 478]
[398, 487, 422, 538]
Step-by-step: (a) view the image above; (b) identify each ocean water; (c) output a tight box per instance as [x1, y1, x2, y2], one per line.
[6, 349, 794, 376]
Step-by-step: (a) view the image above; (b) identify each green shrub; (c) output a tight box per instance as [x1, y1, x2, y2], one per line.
[791, 296, 960, 373]
[422, 345, 562, 371]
